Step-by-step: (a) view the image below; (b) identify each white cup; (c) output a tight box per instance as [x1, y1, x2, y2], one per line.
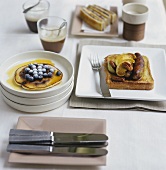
[123, 0, 146, 5]
[122, 3, 149, 41]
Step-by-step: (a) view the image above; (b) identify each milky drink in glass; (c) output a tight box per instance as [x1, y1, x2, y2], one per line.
[37, 16, 67, 53]
[23, 0, 50, 33]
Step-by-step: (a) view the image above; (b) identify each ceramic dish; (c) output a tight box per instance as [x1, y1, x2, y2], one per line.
[0, 51, 74, 98]
[71, 5, 118, 37]
[2, 83, 73, 113]
[8, 116, 107, 166]
[0, 80, 74, 106]
[75, 45, 166, 101]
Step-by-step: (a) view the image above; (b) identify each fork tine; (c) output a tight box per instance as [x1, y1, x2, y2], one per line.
[89, 54, 101, 70]
[90, 54, 94, 66]
[96, 55, 101, 67]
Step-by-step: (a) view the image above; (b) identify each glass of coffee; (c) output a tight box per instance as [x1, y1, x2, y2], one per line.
[23, 0, 50, 33]
[37, 16, 67, 53]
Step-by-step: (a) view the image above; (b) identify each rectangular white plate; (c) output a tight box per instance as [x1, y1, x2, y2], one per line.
[75, 45, 166, 101]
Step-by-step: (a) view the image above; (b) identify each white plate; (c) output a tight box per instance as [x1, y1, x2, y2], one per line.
[76, 45, 166, 101]
[0, 51, 74, 98]
[0, 80, 74, 106]
[8, 116, 106, 166]
[2, 83, 73, 113]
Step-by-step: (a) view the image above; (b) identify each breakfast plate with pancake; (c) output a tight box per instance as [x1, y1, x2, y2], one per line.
[75, 45, 166, 101]
[0, 51, 74, 98]
[71, 5, 119, 37]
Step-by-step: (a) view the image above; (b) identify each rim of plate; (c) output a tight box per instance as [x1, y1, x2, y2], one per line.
[0, 80, 74, 106]
[0, 51, 74, 97]
[2, 82, 73, 113]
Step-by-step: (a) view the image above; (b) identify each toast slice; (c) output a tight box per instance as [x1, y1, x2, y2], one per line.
[80, 7, 105, 31]
[93, 5, 117, 24]
[104, 53, 154, 90]
[87, 5, 110, 26]
[79, 5, 117, 31]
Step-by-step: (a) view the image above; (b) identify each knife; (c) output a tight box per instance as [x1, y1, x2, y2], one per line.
[9, 135, 108, 147]
[99, 63, 111, 97]
[7, 144, 108, 157]
[9, 129, 108, 145]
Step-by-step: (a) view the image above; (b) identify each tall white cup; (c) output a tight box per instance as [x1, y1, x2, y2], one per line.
[123, 0, 146, 5]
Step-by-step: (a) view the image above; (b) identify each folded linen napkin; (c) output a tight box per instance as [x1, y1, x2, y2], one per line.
[69, 39, 166, 112]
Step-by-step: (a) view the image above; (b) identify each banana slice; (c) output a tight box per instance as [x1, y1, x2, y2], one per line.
[115, 53, 136, 66]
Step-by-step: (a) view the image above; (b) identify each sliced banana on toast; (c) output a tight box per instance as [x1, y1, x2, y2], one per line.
[80, 4, 117, 31]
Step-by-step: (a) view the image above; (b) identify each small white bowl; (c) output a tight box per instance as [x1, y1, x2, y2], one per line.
[0, 51, 74, 98]
[0, 80, 74, 106]
[2, 83, 73, 113]
[122, 3, 149, 25]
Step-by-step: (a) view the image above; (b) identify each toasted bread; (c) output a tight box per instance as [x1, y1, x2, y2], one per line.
[104, 53, 154, 90]
[93, 5, 117, 24]
[87, 5, 110, 26]
[80, 7, 105, 31]
[80, 5, 117, 31]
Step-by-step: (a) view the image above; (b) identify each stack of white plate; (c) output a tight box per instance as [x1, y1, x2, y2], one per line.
[0, 51, 74, 113]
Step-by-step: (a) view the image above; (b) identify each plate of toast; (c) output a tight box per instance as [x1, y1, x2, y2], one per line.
[71, 5, 119, 37]
[75, 45, 166, 101]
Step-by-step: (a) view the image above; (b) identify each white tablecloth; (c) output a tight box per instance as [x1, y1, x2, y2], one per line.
[0, 0, 166, 169]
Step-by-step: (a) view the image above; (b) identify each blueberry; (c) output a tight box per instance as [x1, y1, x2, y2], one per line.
[38, 71, 43, 76]
[29, 70, 33, 74]
[31, 65, 36, 69]
[43, 65, 49, 69]
[42, 68, 46, 72]
[37, 66, 42, 69]
[28, 76, 34, 82]
[25, 74, 30, 80]
[33, 71, 38, 75]
[38, 75, 43, 80]
[50, 68, 54, 73]
[38, 68, 42, 72]
[28, 64, 33, 68]
[33, 68, 37, 71]
[56, 71, 61, 76]
[47, 72, 53, 77]
[33, 74, 39, 80]
[24, 67, 30, 73]
[43, 73, 48, 78]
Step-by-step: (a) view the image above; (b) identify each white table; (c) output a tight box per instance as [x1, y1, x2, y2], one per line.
[0, 0, 166, 169]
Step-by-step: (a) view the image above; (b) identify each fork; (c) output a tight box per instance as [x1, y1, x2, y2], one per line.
[90, 55, 111, 97]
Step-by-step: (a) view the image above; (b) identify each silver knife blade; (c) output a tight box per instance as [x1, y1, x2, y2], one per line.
[7, 144, 108, 157]
[9, 135, 108, 147]
[9, 129, 108, 143]
[99, 64, 111, 97]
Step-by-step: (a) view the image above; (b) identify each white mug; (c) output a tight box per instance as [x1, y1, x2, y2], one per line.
[122, 3, 148, 25]
[122, 3, 149, 41]
[123, 0, 146, 5]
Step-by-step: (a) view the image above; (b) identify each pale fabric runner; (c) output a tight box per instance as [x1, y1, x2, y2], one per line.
[69, 39, 166, 112]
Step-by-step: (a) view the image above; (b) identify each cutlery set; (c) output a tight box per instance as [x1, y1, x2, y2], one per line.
[7, 129, 109, 157]
[90, 55, 111, 97]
